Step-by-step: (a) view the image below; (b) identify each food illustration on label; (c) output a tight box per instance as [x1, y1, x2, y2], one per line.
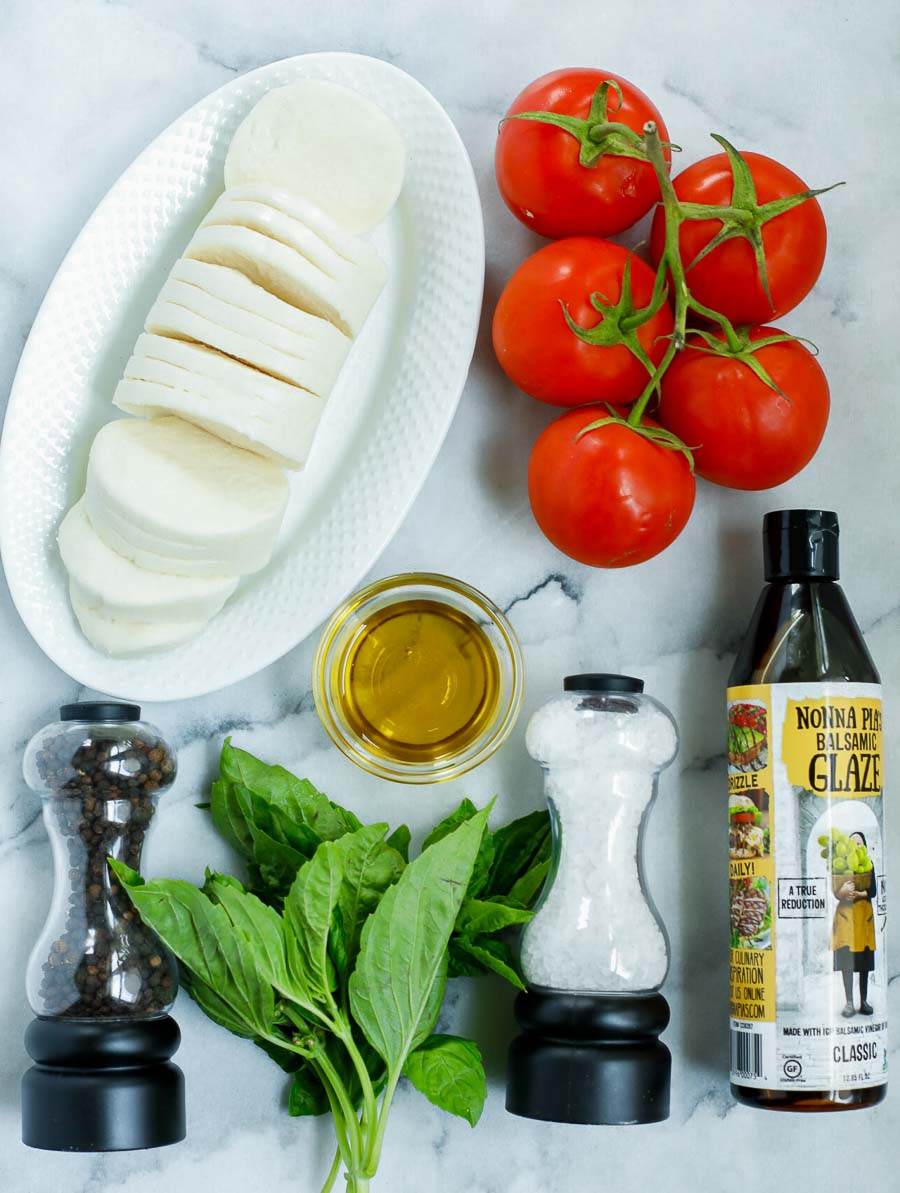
[730, 876, 772, 949]
[729, 790, 769, 859]
[728, 701, 768, 769]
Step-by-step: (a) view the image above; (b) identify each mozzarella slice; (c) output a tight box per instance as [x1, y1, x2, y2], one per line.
[117, 335, 327, 469]
[202, 189, 386, 283]
[149, 272, 350, 394]
[59, 498, 238, 623]
[220, 183, 386, 267]
[70, 584, 208, 656]
[224, 80, 406, 234]
[167, 258, 350, 343]
[185, 222, 382, 337]
[86, 416, 288, 577]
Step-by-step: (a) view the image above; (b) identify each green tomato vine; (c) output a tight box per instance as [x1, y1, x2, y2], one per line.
[562, 88, 841, 462]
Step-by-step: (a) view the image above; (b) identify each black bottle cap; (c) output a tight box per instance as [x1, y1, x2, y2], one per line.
[564, 674, 644, 694]
[763, 510, 839, 581]
[22, 1016, 185, 1152]
[59, 701, 141, 723]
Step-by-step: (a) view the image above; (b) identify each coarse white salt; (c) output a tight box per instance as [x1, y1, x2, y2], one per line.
[520, 688, 678, 994]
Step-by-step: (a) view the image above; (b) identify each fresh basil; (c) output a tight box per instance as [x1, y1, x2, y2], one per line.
[115, 742, 552, 1193]
[402, 1034, 486, 1126]
[349, 808, 489, 1070]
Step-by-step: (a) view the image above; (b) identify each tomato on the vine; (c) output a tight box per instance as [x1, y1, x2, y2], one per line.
[496, 68, 671, 239]
[528, 406, 695, 567]
[649, 150, 828, 324]
[657, 326, 830, 490]
[493, 238, 673, 407]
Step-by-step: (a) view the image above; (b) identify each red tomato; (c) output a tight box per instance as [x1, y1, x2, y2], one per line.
[649, 152, 827, 324]
[658, 326, 830, 490]
[496, 68, 671, 239]
[493, 238, 673, 407]
[528, 406, 696, 567]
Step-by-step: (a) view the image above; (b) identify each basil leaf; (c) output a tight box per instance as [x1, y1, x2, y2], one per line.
[456, 897, 532, 937]
[334, 824, 405, 965]
[180, 969, 256, 1039]
[284, 841, 344, 1008]
[421, 798, 479, 850]
[110, 861, 275, 1035]
[288, 1066, 331, 1117]
[447, 939, 485, 980]
[385, 824, 411, 863]
[402, 1034, 486, 1126]
[203, 871, 297, 999]
[506, 856, 551, 909]
[238, 786, 323, 858]
[453, 936, 527, 991]
[349, 808, 489, 1072]
[221, 740, 359, 841]
[485, 810, 551, 897]
[468, 831, 496, 899]
[210, 778, 253, 857]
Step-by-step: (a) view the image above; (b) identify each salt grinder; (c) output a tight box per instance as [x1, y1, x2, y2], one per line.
[506, 674, 678, 1125]
[21, 702, 185, 1151]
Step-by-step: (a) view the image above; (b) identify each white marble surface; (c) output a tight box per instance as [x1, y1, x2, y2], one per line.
[1, 2, 899, 1189]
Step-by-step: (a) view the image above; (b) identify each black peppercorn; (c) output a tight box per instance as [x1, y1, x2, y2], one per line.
[26, 716, 179, 1020]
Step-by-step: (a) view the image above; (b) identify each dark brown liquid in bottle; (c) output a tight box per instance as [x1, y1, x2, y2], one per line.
[729, 579, 885, 1112]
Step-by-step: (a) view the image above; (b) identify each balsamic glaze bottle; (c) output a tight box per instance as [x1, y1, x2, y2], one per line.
[728, 511, 886, 1112]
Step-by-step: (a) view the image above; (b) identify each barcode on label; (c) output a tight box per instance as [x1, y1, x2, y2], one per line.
[731, 1028, 763, 1078]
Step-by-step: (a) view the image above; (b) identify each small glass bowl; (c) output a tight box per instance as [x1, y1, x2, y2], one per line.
[313, 573, 524, 784]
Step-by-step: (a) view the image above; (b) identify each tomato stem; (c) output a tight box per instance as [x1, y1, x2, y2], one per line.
[627, 121, 744, 428]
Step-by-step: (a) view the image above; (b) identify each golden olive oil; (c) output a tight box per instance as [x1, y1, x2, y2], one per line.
[336, 599, 501, 763]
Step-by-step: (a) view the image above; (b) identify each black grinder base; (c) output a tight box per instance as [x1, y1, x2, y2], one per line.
[22, 1015, 185, 1151]
[506, 990, 671, 1125]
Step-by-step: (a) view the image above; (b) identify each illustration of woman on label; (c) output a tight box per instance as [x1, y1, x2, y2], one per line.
[831, 830, 877, 1018]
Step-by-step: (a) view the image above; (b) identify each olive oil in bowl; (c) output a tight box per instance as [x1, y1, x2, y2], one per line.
[314, 575, 523, 783]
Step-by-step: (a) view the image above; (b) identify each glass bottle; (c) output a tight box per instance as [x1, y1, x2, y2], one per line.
[506, 674, 678, 1125]
[728, 511, 886, 1112]
[21, 701, 186, 1151]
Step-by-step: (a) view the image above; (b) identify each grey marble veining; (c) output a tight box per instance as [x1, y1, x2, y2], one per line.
[1, 2, 899, 1190]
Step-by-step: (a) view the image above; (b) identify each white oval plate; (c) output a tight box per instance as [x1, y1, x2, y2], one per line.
[0, 53, 484, 701]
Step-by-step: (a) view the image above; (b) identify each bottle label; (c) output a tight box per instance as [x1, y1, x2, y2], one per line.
[727, 682, 888, 1091]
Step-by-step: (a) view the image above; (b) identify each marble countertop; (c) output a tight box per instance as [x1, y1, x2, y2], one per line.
[2, 1, 898, 1190]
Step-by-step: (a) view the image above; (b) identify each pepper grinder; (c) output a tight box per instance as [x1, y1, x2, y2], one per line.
[21, 701, 185, 1151]
[506, 674, 678, 1125]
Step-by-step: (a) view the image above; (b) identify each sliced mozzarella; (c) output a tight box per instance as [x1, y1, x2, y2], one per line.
[224, 79, 406, 234]
[144, 292, 346, 395]
[85, 416, 288, 577]
[70, 584, 208, 656]
[167, 258, 350, 345]
[185, 222, 383, 337]
[117, 335, 327, 469]
[59, 498, 238, 623]
[221, 183, 386, 267]
[202, 189, 386, 284]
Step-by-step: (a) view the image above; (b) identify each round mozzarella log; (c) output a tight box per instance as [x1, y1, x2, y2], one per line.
[115, 336, 326, 470]
[224, 80, 406, 234]
[149, 266, 350, 395]
[85, 416, 288, 577]
[69, 583, 208, 656]
[59, 498, 238, 622]
[185, 222, 382, 337]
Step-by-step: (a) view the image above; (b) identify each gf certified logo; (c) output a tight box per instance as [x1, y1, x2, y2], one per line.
[782, 1057, 803, 1080]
